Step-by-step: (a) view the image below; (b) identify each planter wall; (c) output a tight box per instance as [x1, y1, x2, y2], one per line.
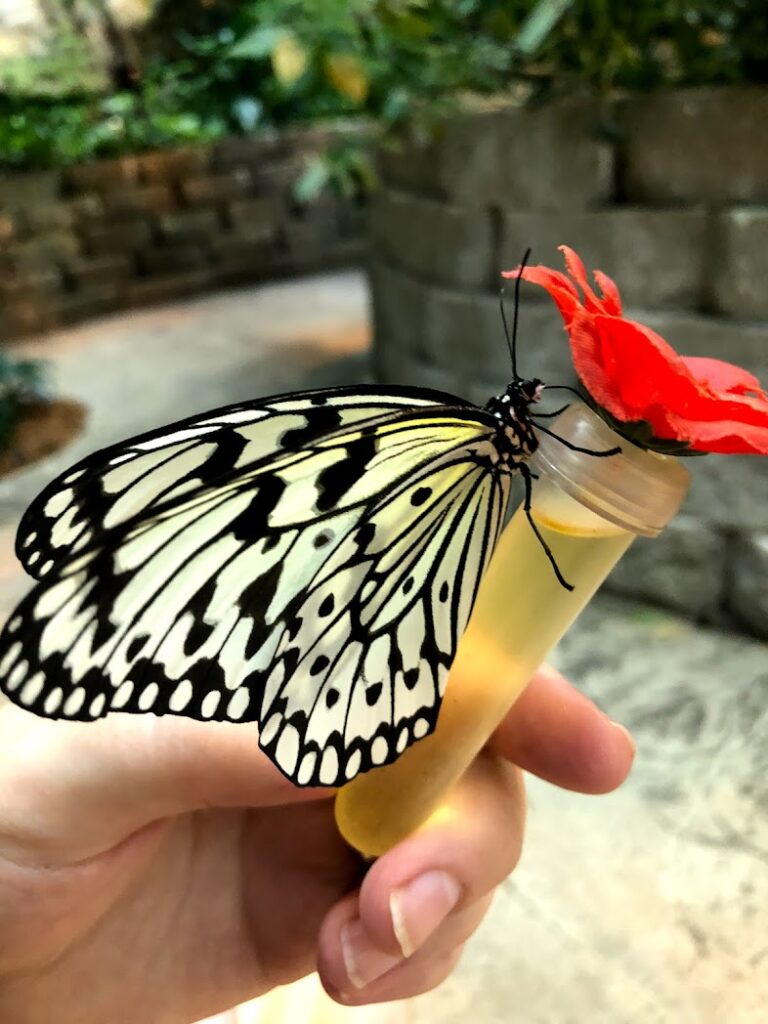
[0, 126, 365, 340]
[370, 88, 768, 638]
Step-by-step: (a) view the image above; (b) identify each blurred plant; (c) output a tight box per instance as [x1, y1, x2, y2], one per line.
[0, 355, 47, 452]
[0, 30, 106, 97]
[2, 0, 768, 185]
[294, 140, 378, 203]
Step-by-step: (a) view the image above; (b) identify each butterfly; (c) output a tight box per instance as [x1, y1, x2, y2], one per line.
[0, 267, 599, 787]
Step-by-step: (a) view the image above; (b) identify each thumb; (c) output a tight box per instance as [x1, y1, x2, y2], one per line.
[0, 705, 328, 865]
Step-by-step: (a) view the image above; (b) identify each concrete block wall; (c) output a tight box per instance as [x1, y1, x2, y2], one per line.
[0, 126, 366, 340]
[370, 88, 768, 638]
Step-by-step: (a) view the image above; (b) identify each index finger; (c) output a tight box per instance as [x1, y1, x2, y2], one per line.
[487, 663, 635, 793]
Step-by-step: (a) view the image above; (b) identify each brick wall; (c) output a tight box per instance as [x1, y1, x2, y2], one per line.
[0, 126, 366, 339]
[370, 87, 768, 638]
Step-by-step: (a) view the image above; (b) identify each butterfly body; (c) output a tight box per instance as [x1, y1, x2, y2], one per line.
[0, 376, 546, 787]
[484, 376, 543, 469]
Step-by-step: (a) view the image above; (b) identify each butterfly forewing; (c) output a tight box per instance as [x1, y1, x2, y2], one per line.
[16, 385, 472, 580]
[0, 387, 511, 785]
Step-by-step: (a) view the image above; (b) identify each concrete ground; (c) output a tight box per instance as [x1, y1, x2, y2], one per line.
[1, 272, 766, 1023]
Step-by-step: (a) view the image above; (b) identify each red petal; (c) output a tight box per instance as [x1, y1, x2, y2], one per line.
[504, 265, 580, 325]
[683, 356, 767, 398]
[656, 409, 768, 454]
[559, 246, 605, 314]
[590, 315, 703, 418]
[567, 311, 618, 413]
[592, 270, 623, 316]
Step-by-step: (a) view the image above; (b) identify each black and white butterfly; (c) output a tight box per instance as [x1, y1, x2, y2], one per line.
[0, 269, 606, 786]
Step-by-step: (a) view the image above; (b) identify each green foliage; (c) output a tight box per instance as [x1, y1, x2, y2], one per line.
[2, 0, 768, 181]
[0, 30, 106, 97]
[526, 1, 766, 93]
[0, 355, 47, 452]
[294, 140, 378, 203]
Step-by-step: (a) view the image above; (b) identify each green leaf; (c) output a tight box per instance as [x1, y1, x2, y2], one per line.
[229, 26, 287, 61]
[293, 156, 332, 203]
[516, 0, 576, 56]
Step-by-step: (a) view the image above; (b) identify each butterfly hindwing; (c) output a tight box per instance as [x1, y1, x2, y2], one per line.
[0, 391, 510, 784]
[259, 458, 509, 785]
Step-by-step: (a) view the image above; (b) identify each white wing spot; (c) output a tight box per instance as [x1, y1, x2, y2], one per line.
[112, 681, 133, 708]
[27, 551, 40, 566]
[63, 687, 86, 716]
[139, 682, 160, 711]
[22, 531, 37, 548]
[319, 746, 339, 785]
[276, 724, 300, 778]
[19, 672, 43, 706]
[90, 693, 107, 717]
[413, 717, 430, 739]
[1, 642, 23, 679]
[200, 409, 269, 425]
[39, 560, 54, 576]
[44, 688, 63, 714]
[371, 736, 389, 765]
[260, 713, 282, 747]
[345, 749, 362, 779]
[7, 659, 28, 692]
[227, 687, 250, 720]
[297, 752, 317, 785]
[136, 427, 218, 451]
[169, 680, 193, 712]
[396, 726, 409, 753]
[62, 470, 85, 484]
[7, 616, 22, 634]
[201, 691, 220, 719]
[44, 489, 73, 518]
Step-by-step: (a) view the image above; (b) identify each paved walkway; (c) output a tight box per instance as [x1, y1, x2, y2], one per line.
[2, 273, 766, 1023]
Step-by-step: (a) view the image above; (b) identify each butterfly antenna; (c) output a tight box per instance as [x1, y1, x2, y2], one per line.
[498, 289, 515, 376]
[499, 247, 532, 381]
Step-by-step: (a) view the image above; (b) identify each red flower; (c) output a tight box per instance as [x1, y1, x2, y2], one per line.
[503, 246, 768, 455]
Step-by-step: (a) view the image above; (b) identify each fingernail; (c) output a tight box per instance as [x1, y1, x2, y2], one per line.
[611, 720, 636, 755]
[340, 919, 403, 990]
[389, 870, 462, 957]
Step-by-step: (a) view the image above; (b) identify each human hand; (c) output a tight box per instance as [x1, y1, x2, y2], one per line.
[0, 664, 634, 1023]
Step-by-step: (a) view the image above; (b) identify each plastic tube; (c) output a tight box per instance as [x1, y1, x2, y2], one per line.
[334, 403, 690, 857]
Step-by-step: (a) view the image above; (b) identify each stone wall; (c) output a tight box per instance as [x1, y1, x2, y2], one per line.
[369, 87, 768, 638]
[0, 127, 365, 339]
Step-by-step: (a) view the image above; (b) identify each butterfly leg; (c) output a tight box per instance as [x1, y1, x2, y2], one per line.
[534, 421, 621, 457]
[530, 404, 570, 419]
[518, 462, 574, 592]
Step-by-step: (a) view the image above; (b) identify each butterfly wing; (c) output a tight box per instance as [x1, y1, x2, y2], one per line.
[259, 456, 509, 784]
[0, 390, 510, 785]
[16, 385, 472, 580]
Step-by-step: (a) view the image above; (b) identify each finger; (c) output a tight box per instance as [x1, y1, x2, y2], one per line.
[320, 892, 490, 1005]
[487, 662, 635, 794]
[318, 753, 523, 999]
[0, 705, 329, 864]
